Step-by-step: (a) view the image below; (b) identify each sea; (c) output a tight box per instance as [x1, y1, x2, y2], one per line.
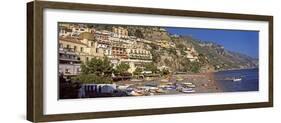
[214, 68, 259, 92]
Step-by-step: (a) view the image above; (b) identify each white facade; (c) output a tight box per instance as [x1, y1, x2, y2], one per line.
[59, 64, 81, 75]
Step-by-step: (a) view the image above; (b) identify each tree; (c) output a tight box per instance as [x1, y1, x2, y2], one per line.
[74, 57, 114, 84]
[115, 63, 130, 75]
[190, 62, 200, 73]
[161, 68, 170, 76]
[133, 67, 143, 76]
[135, 29, 144, 38]
[81, 57, 113, 76]
[144, 63, 158, 73]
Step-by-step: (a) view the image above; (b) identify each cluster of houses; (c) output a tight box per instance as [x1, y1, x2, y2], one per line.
[58, 24, 203, 98]
[58, 23, 200, 78]
[58, 23, 175, 76]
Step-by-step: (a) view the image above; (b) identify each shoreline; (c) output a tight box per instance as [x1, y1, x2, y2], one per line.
[214, 67, 258, 73]
[115, 72, 222, 94]
[184, 72, 221, 93]
[71, 69, 259, 99]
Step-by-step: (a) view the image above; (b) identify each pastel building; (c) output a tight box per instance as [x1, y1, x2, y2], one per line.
[58, 32, 104, 63]
[95, 30, 112, 56]
[58, 47, 81, 76]
[185, 47, 199, 62]
[111, 43, 128, 59]
[121, 48, 152, 73]
[112, 26, 129, 38]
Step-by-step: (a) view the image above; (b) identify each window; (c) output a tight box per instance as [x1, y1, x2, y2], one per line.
[74, 46, 77, 51]
[86, 57, 89, 61]
[65, 69, 69, 73]
[91, 42, 94, 47]
[59, 43, 63, 48]
[80, 47, 83, 52]
[66, 44, 70, 49]
[77, 68, 80, 73]
[96, 48, 99, 53]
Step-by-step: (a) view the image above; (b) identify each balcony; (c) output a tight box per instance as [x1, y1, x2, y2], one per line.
[129, 55, 152, 60]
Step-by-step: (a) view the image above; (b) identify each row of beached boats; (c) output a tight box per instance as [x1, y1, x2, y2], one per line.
[116, 82, 197, 96]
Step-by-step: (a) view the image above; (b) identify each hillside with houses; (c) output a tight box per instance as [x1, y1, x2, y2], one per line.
[58, 23, 259, 99]
[59, 23, 258, 77]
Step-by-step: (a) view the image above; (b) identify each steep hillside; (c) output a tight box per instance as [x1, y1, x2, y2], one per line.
[91, 24, 258, 72]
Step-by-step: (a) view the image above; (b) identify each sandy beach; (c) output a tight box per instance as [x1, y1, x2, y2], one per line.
[188, 73, 221, 93]
[114, 72, 221, 96]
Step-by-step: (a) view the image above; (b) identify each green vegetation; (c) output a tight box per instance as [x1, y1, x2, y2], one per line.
[135, 29, 144, 38]
[178, 57, 201, 73]
[74, 57, 113, 84]
[80, 57, 113, 77]
[150, 49, 161, 62]
[115, 63, 130, 75]
[180, 49, 187, 55]
[166, 48, 177, 55]
[161, 68, 170, 76]
[197, 53, 208, 65]
[133, 67, 143, 76]
[144, 63, 158, 73]
[189, 62, 201, 73]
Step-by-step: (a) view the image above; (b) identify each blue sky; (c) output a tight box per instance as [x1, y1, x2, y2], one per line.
[165, 27, 259, 58]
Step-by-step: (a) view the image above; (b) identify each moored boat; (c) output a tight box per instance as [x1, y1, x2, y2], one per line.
[182, 82, 196, 88]
[181, 88, 195, 93]
[233, 78, 242, 82]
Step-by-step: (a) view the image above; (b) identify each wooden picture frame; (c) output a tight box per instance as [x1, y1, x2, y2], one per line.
[27, 1, 273, 122]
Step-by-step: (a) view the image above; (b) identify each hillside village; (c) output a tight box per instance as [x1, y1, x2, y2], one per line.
[58, 23, 201, 77]
[58, 23, 258, 99]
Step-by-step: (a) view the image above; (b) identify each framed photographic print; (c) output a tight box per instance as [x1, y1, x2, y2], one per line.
[27, 1, 273, 122]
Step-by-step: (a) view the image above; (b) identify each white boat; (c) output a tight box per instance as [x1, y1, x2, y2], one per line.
[182, 82, 196, 88]
[233, 78, 242, 82]
[181, 88, 195, 93]
[131, 79, 143, 82]
[117, 85, 130, 90]
[129, 91, 143, 96]
[156, 88, 166, 93]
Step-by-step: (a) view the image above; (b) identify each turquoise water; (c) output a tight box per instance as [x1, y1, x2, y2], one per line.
[214, 68, 259, 92]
